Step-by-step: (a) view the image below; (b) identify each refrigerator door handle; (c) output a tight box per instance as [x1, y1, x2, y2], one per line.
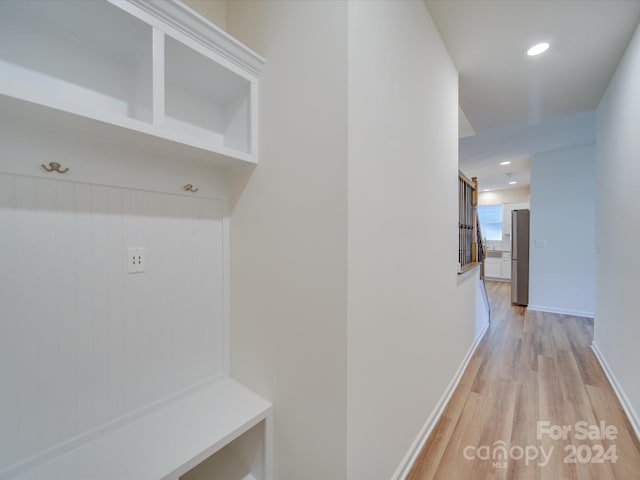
[511, 259, 518, 303]
[512, 210, 518, 259]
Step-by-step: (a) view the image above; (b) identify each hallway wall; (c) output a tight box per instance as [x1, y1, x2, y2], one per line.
[478, 186, 530, 205]
[347, 1, 467, 478]
[226, 2, 349, 479]
[594, 21, 640, 435]
[528, 144, 596, 317]
[226, 1, 478, 479]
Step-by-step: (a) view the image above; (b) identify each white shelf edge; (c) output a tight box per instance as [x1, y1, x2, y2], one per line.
[0, 87, 258, 170]
[123, 0, 265, 77]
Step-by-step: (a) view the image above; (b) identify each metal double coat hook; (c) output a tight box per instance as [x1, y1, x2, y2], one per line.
[42, 162, 69, 173]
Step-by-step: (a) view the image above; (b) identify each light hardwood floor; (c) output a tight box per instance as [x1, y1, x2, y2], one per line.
[407, 281, 640, 479]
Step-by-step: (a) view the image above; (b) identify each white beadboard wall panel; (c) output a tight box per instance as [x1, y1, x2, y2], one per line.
[14, 177, 42, 459]
[0, 172, 225, 473]
[0, 175, 19, 467]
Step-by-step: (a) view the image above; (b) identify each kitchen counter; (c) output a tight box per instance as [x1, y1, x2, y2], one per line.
[486, 250, 511, 258]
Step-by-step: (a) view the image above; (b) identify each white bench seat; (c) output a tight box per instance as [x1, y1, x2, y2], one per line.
[10, 377, 272, 480]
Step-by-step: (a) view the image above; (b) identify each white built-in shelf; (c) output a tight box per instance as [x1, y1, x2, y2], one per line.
[165, 35, 252, 155]
[0, 0, 264, 170]
[8, 377, 272, 480]
[0, 2, 271, 478]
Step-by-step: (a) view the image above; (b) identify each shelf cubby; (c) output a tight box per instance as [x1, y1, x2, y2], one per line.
[164, 35, 253, 155]
[180, 419, 269, 480]
[0, 0, 153, 124]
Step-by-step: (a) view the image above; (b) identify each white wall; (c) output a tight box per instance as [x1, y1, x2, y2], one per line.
[0, 107, 229, 473]
[182, 0, 226, 30]
[594, 22, 640, 431]
[226, 2, 349, 480]
[528, 144, 596, 317]
[478, 186, 530, 205]
[347, 2, 478, 478]
[478, 187, 531, 251]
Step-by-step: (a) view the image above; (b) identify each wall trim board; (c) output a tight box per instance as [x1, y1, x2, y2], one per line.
[527, 304, 594, 319]
[0, 112, 232, 199]
[0, 374, 223, 479]
[0, 171, 225, 202]
[591, 342, 640, 442]
[391, 319, 490, 480]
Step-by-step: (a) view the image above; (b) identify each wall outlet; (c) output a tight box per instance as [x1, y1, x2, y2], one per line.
[127, 247, 145, 274]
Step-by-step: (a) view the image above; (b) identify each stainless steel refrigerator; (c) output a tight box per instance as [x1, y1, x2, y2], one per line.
[511, 209, 530, 305]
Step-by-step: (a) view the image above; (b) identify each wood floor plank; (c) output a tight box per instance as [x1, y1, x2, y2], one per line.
[432, 391, 487, 480]
[519, 332, 538, 372]
[507, 367, 539, 480]
[407, 281, 640, 479]
[584, 384, 640, 479]
[571, 343, 607, 388]
[407, 355, 484, 480]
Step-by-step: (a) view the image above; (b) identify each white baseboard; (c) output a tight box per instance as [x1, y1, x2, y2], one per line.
[527, 304, 594, 318]
[591, 342, 640, 442]
[391, 319, 490, 480]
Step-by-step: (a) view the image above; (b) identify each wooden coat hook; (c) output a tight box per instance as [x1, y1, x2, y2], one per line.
[183, 184, 199, 193]
[42, 162, 69, 174]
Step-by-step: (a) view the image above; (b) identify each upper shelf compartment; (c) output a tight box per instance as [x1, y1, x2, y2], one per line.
[0, 0, 264, 170]
[165, 35, 252, 157]
[0, 0, 153, 123]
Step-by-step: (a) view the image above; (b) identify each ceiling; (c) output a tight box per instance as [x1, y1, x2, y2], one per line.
[426, 0, 640, 192]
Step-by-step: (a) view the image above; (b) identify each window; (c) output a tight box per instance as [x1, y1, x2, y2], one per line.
[478, 205, 502, 241]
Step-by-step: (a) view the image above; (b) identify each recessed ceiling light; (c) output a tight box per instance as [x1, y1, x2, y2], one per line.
[527, 42, 549, 56]
[500, 161, 511, 166]
[482, 189, 491, 192]
[509, 181, 518, 185]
